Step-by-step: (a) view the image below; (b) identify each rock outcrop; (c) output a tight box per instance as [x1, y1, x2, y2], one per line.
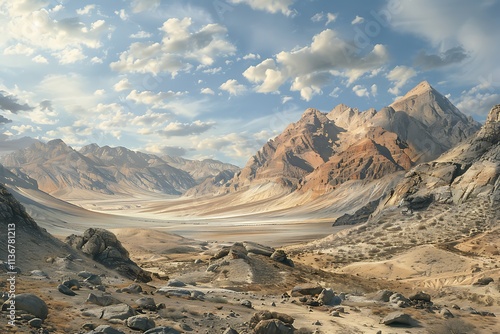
[66, 228, 151, 282]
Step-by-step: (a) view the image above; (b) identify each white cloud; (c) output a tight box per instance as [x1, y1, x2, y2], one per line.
[159, 120, 215, 137]
[242, 53, 260, 60]
[4, 43, 34, 56]
[126, 90, 184, 108]
[10, 124, 40, 134]
[91, 56, 103, 64]
[131, 110, 170, 127]
[115, 9, 128, 21]
[311, 12, 324, 22]
[281, 96, 293, 104]
[386, 65, 417, 95]
[220, 79, 247, 96]
[227, 0, 295, 16]
[195, 132, 257, 159]
[243, 29, 389, 100]
[94, 89, 105, 96]
[371, 84, 378, 96]
[329, 87, 341, 98]
[326, 13, 337, 25]
[201, 88, 215, 95]
[351, 15, 365, 25]
[131, 0, 160, 13]
[456, 83, 500, 119]
[352, 85, 369, 97]
[311, 12, 337, 25]
[202, 67, 222, 74]
[31, 55, 49, 64]
[53, 48, 87, 64]
[76, 4, 95, 15]
[113, 78, 132, 92]
[130, 31, 151, 39]
[110, 17, 236, 77]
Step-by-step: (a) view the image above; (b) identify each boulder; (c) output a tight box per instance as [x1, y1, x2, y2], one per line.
[374, 290, 394, 302]
[101, 304, 136, 320]
[89, 325, 125, 334]
[166, 279, 186, 287]
[86, 293, 121, 306]
[381, 312, 415, 326]
[2, 293, 48, 320]
[408, 291, 431, 303]
[243, 241, 275, 256]
[241, 300, 252, 308]
[473, 277, 494, 286]
[122, 283, 143, 294]
[58, 284, 77, 296]
[126, 315, 156, 331]
[223, 328, 239, 334]
[389, 293, 410, 307]
[28, 318, 43, 328]
[440, 308, 454, 319]
[135, 297, 157, 311]
[250, 310, 294, 328]
[291, 285, 323, 297]
[84, 274, 103, 286]
[63, 279, 81, 290]
[144, 327, 181, 334]
[318, 288, 340, 306]
[254, 319, 294, 334]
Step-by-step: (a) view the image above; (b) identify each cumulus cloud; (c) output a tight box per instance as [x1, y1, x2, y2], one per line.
[242, 53, 260, 60]
[130, 30, 151, 39]
[456, 83, 500, 119]
[201, 88, 215, 95]
[351, 15, 364, 25]
[146, 144, 188, 157]
[76, 4, 95, 15]
[243, 29, 389, 100]
[131, 0, 160, 13]
[32, 55, 49, 64]
[126, 90, 184, 108]
[386, 66, 417, 95]
[220, 79, 247, 96]
[312, 12, 337, 26]
[4, 43, 34, 56]
[159, 120, 215, 137]
[131, 110, 170, 127]
[352, 85, 369, 97]
[371, 84, 378, 96]
[10, 124, 40, 134]
[227, 0, 295, 16]
[0, 91, 33, 113]
[53, 48, 87, 64]
[414, 46, 468, 69]
[113, 78, 132, 92]
[110, 17, 236, 76]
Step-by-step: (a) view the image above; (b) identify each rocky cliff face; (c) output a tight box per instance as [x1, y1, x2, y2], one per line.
[386, 104, 500, 209]
[189, 81, 480, 198]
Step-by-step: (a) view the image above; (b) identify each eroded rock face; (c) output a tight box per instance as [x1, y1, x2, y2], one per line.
[66, 228, 151, 282]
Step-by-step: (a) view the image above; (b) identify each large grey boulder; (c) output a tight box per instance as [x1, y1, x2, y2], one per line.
[126, 315, 156, 331]
[86, 293, 121, 306]
[291, 284, 323, 297]
[89, 325, 125, 334]
[135, 297, 157, 311]
[254, 319, 294, 334]
[2, 293, 48, 320]
[101, 304, 136, 320]
[381, 312, 415, 326]
[58, 284, 77, 296]
[243, 241, 275, 256]
[144, 327, 181, 334]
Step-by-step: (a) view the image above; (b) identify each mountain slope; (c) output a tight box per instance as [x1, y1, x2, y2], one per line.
[162, 155, 240, 183]
[189, 81, 480, 198]
[0, 140, 196, 199]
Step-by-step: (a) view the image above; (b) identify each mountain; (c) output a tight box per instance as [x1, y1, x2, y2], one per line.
[0, 140, 196, 199]
[162, 155, 240, 183]
[189, 81, 481, 197]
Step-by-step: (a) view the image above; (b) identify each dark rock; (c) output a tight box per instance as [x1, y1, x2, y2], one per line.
[126, 315, 156, 331]
[213, 247, 230, 259]
[90, 325, 125, 334]
[333, 199, 380, 226]
[2, 293, 48, 320]
[58, 284, 77, 296]
[473, 277, 494, 286]
[241, 300, 252, 308]
[135, 297, 157, 311]
[440, 308, 454, 319]
[78, 271, 94, 279]
[223, 328, 239, 334]
[63, 279, 81, 290]
[318, 288, 340, 306]
[122, 283, 143, 294]
[28, 318, 43, 328]
[408, 291, 431, 303]
[243, 241, 275, 256]
[166, 279, 186, 287]
[84, 274, 102, 285]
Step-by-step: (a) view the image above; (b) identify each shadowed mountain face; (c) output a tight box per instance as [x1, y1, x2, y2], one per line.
[190, 81, 481, 197]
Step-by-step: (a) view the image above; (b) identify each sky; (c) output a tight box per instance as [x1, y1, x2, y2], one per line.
[0, 0, 499, 166]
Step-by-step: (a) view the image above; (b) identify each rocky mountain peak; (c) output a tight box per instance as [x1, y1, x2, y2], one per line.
[399, 80, 434, 99]
[486, 104, 500, 123]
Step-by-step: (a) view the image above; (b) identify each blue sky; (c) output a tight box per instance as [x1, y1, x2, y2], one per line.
[0, 0, 499, 166]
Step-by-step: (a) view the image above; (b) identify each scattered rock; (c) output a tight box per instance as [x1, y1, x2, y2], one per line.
[473, 277, 494, 286]
[270, 250, 294, 266]
[291, 285, 323, 297]
[317, 288, 341, 306]
[223, 328, 239, 334]
[331, 311, 340, 317]
[243, 241, 275, 256]
[166, 279, 186, 287]
[408, 291, 431, 303]
[241, 300, 253, 308]
[58, 284, 77, 296]
[89, 325, 125, 334]
[126, 315, 156, 331]
[86, 293, 121, 306]
[381, 312, 415, 326]
[100, 304, 136, 320]
[78, 271, 94, 279]
[254, 319, 294, 334]
[28, 318, 43, 328]
[440, 308, 454, 319]
[374, 289, 394, 302]
[85, 274, 103, 286]
[135, 297, 157, 311]
[2, 293, 48, 320]
[30, 270, 48, 277]
[250, 310, 294, 328]
[144, 326, 181, 334]
[122, 283, 143, 294]
[63, 279, 81, 290]
[389, 293, 410, 307]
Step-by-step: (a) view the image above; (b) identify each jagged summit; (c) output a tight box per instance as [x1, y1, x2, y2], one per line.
[395, 80, 434, 100]
[486, 104, 500, 123]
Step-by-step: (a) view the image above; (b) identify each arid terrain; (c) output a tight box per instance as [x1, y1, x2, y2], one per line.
[1, 84, 499, 333]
